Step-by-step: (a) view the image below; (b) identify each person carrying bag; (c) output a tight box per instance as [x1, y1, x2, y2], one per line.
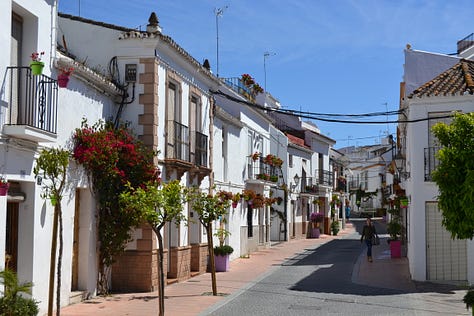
[360, 217, 378, 262]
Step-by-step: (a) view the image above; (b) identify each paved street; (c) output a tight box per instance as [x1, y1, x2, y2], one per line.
[61, 219, 470, 316]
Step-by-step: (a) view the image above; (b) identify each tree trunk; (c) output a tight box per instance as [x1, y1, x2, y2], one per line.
[206, 223, 217, 295]
[154, 227, 165, 316]
[47, 204, 59, 316]
[56, 204, 63, 315]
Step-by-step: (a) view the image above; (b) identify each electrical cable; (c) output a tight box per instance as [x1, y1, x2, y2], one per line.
[210, 89, 454, 124]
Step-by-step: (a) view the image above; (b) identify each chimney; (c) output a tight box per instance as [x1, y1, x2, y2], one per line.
[203, 59, 211, 71]
[146, 12, 161, 34]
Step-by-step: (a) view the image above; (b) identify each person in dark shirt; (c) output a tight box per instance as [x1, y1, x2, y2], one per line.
[361, 217, 377, 262]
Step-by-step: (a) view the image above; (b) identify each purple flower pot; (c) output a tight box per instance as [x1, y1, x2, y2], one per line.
[214, 254, 230, 272]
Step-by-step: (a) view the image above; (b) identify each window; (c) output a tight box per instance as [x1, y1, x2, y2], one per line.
[190, 95, 201, 132]
[289, 154, 293, 168]
[167, 81, 181, 122]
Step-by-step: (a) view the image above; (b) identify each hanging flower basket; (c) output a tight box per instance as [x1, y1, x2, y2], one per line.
[57, 73, 70, 88]
[30, 61, 45, 75]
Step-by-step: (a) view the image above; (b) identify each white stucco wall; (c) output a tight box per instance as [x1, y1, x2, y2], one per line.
[405, 95, 474, 284]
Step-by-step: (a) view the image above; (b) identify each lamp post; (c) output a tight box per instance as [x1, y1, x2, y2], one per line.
[214, 6, 227, 78]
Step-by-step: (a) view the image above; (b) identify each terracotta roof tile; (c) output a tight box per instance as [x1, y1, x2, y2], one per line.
[286, 133, 309, 148]
[409, 59, 474, 98]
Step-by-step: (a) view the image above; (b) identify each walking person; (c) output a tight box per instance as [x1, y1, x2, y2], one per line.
[361, 217, 377, 262]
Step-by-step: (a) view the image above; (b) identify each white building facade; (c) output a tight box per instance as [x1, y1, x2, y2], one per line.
[400, 56, 474, 285]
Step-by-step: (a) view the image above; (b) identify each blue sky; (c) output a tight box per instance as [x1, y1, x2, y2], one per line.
[58, 0, 474, 148]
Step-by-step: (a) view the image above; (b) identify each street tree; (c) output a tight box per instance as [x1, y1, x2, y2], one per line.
[33, 147, 70, 316]
[187, 188, 231, 295]
[119, 180, 186, 316]
[432, 112, 474, 239]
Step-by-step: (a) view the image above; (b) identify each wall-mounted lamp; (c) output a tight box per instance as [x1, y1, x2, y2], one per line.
[394, 152, 410, 179]
[292, 174, 300, 190]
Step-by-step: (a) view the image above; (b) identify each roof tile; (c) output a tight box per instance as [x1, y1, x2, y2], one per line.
[409, 59, 474, 98]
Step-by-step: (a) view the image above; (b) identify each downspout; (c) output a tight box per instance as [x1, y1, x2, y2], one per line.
[209, 96, 215, 193]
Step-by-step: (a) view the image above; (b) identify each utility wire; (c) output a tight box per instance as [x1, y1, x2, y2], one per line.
[211, 89, 453, 124]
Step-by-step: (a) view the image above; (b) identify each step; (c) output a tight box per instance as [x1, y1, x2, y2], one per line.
[69, 291, 87, 305]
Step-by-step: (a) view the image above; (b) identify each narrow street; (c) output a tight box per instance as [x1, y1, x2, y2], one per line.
[203, 219, 469, 316]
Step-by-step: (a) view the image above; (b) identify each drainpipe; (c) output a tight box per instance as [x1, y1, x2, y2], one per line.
[209, 96, 215, 193]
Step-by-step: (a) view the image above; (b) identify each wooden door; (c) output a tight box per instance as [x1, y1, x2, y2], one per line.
[71, 189, 80, 290]
[5, 203, 19, 272]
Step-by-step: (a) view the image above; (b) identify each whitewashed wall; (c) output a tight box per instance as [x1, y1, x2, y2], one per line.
[405, 95, 474, 284]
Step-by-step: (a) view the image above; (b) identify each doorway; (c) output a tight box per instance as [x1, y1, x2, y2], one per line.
[5, 203, 19, 272]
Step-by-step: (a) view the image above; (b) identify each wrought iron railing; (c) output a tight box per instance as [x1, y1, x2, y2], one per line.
[194, 131, 208, 167]
[457, 33, 474, 54]
[315, 169, 333, 187]
[166, 120, 189, 161]
[424, 147, 440, 181]
[247, 156, 283, 184]
[6, 66, 58, 134]
[300, 176, 318, 194]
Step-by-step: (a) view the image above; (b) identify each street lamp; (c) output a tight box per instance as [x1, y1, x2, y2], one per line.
[292, 174, 300, 191]
[394, 152, 409, 179]
[214, 6, 228, 77]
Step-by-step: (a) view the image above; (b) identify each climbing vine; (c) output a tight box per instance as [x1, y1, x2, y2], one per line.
[72, 119, 160, 294]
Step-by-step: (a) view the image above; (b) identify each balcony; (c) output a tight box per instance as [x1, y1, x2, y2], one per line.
[247, 156, 283, 185]
[457, 33, 474, 54]
[300, 177, 319, 194]
[424, 147, 440, 181]
[3, 67, 57, 142]
[314, 169, 333, 187]
[166, 120, 190, 162]
[222, 77, 255, 102]
[164, 120, 210, 181]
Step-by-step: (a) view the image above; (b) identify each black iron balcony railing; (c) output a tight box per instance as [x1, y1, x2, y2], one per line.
[424, 147, 440, 181]
[300, 176, 319, 194]
[194, 131, 208, 167]
[166, 120, 190, 161]
[6, 66, 58, 135]
[457, 33, 474, 54]
[315, 169, 333, 187]
[247, 156, 282, 184]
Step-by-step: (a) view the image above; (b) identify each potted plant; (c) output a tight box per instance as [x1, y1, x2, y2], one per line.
[213, 227, 233, 272]
[251, 152, 260, 161]
[231, 192, 241, 208]
[0, 178, 9, 196]
[0, 269, 39, 316]
[387, 199, 403, 258]
[242, 189, 256, 205]
[57, 66, 74, 88]
[270, 175, 278, 182]
[252, 194, 265, 208]
[331, 220, 340, 236]
[464, 288, 474, 316]
[309, 212, 324, 238]
[30, 51, 45, 75]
